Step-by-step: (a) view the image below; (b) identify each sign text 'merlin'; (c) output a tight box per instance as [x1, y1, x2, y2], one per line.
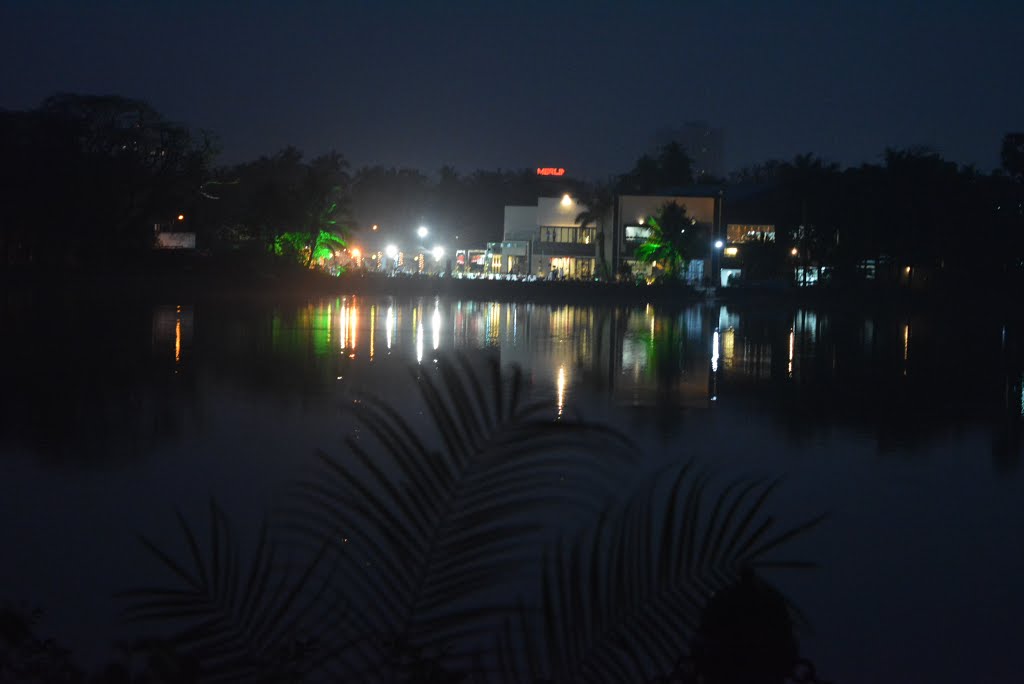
[536, 167, 566, 176]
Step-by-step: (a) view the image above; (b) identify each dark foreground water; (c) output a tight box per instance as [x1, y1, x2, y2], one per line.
[1, 293, 1022, 681]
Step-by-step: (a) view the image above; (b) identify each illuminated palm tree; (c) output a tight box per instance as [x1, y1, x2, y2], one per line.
[635, 201, 703, 280]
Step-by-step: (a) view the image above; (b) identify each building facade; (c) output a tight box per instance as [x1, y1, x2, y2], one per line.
[493, 195, 598, 279]
[614, 193, 720, 282]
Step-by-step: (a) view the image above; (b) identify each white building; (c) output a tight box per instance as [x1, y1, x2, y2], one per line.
[492, 194, 598, 279]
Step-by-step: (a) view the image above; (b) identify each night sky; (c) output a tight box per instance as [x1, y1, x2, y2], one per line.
[3, 0, 1021, 178]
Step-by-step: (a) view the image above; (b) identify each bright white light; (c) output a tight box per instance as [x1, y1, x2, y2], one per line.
[417, 226, 428, 239]
[431, 246, 444, 261]
[385, 244, 398, 259]
[715, 240, 724, 249]
[561, 194, 572, 207]
[386, 305, 394, 350]
[788, 328, 795, 377]
[416, 319, 424, 363]
[711, 329, 720, 372]
[432, 304, 441, 350]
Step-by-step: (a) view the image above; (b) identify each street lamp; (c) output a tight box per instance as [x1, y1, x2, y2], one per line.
[417, 226, 429, 239]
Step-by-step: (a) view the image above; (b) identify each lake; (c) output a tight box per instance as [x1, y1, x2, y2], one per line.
[2, 292, 1022, 681]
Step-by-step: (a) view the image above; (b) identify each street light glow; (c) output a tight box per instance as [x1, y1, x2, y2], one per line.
[385, 244, 398, 259]
[561, 194, 572, 207]
[431, 246, 444, 261]
[177, 214, 185, 221]
[372, 224, 379, 231]
[417, 226, 428, 239]
[715, 240, 724, 249]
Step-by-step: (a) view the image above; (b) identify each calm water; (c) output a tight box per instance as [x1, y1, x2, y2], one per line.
[2, 294, 1023, 680]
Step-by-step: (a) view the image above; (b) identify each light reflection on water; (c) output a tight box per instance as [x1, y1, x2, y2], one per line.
[2, 295, 1024, 682]
[133, 297, 1024, 454]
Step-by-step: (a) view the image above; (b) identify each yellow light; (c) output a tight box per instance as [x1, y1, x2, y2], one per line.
[174, 317, 181, 363]
[791, 247, 798, 256]
[177, 214, 185, 221]
[351, 247, 361, 258]
[724, 246, 738, 257]
[372, 224, 379, 231]
[638, 217, 645, 225]
[905, 266, 911, 274]
[369, 304, 376, 360]
[557, 365, 566, 418]
[561, 193, 572, 207]
[415, 304, 424, 364]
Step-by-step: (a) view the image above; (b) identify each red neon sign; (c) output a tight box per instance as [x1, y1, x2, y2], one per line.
[536, 167, 566, 176]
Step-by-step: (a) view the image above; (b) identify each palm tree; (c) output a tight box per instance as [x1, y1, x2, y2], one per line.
[120, 356, 823, 682]
[575, 183, 616, 280]
[635, 201, 703, 280]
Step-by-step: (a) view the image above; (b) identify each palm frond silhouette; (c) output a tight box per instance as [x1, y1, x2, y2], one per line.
[501, 464, 825, 683]
[120, 355, 823, 683]
[118, 499, 346, 683]
[291, 355, 635, 678]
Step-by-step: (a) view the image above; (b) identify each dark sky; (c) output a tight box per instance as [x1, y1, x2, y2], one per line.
[3, 0, 1021, 178]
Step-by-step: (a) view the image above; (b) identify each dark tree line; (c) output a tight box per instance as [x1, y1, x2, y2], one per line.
[724, 143, 1024, 288]
[2, 93, 1021, 290]
[0, 94, 214, 268]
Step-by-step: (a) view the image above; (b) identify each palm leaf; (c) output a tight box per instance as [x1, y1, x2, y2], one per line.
[504, 463, 825, 683]
[287, 354, 635, 676]
[118, 498, 347, 683]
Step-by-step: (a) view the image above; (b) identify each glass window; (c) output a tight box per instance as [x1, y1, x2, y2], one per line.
[625, 225, 651, 243]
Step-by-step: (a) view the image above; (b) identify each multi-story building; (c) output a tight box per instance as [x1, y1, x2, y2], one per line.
[612, 192, 721, 282]
[491, 194, 598, 279]
[492, 191, 729, 282]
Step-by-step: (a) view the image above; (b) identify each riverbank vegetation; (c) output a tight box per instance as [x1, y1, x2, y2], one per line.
[2, 93, 1022, 297]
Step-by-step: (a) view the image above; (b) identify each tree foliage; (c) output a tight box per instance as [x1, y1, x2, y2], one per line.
[119, 356, 822, 682]
[618, 141, 695, 194]
[205, 148, 352, 268]
[634, 201, 704, 280]
[0, 93, 215, 266]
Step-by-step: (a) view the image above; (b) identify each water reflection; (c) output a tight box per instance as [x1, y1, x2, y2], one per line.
[1, 296, 1021, 470]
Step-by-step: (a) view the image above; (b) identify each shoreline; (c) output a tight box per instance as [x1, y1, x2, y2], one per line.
[3, 265, 1020, 318]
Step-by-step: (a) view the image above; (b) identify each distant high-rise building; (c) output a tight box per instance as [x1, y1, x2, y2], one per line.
[652, 121, 725, 180]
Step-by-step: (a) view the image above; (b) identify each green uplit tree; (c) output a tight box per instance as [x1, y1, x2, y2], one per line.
[207, 147, 351, 268]
[635, 201, 704, 280]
